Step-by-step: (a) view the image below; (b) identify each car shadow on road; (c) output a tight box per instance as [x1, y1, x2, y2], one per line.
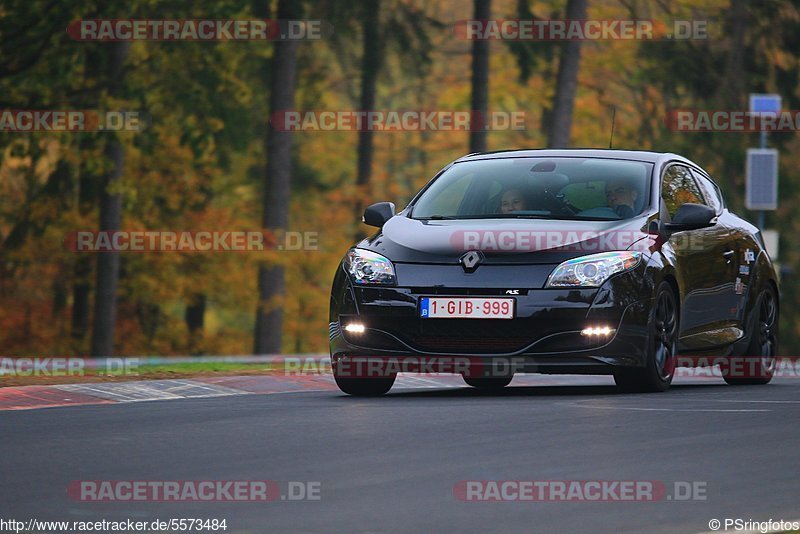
[344, 382, 729, 400]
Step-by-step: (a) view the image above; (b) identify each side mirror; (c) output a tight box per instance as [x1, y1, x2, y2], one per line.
[363, 202, 395, 228]
[665, 203, 716, 233]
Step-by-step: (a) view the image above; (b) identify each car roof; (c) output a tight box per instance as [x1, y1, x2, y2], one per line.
[454, 149, 697, 168]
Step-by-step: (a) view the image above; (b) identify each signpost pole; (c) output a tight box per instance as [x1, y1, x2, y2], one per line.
[758, 129, 767, 230]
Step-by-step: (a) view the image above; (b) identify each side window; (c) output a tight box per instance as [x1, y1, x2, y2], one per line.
[661, 164, 706, 219]
[690, 169, 723, 213]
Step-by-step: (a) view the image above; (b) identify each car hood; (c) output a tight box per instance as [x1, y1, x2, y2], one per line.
[358, 215, 655, 265]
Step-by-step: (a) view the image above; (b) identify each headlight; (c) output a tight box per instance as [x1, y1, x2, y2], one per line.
[344, 248, 396, 286]
[545, 251, 641, 288]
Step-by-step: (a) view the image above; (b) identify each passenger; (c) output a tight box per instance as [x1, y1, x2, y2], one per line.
[500, 188, 527, 214]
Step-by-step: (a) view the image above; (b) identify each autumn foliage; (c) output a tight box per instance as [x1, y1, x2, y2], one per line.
[1, 0, 799, 356]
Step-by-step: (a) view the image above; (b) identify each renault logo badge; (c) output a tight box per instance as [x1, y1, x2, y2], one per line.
[460, 250, 483, 272]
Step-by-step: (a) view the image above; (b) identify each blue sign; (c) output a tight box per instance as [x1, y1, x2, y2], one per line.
[749, 94, 781, 115]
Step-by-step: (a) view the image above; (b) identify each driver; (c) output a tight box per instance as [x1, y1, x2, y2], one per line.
[606, 180, 638, 218]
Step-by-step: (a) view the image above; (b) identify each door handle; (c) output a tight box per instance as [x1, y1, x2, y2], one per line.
[723, 250, 735, 263]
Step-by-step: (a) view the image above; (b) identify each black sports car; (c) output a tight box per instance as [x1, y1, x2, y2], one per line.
[329, 149, 779, 396]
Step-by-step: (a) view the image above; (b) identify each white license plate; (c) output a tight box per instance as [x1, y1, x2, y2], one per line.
[419, 297, 515, 319]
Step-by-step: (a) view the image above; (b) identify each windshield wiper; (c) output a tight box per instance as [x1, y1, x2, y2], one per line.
[416, 213, 621, 221]
[416, 213, 619, 221]
[539, 214, 621, 221]
[417, 214, 552, 220]
[418, 215, 460, 220]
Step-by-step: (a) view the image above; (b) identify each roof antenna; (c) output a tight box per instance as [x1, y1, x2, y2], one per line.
[608, 106, 616, 149]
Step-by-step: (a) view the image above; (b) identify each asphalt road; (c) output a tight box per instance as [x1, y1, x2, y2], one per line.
[2, 376, 799, 533]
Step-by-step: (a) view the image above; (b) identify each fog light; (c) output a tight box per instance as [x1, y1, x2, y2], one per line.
[344, 323, 365, 334]
[581, 325, 615, 337]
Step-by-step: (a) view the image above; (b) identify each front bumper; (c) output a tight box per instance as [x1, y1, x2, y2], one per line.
[329, 263, 654, 374]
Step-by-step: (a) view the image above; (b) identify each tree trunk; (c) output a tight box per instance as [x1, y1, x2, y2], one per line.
[354, 0, 383, 237]
[90, 140, 123, 356]
[547, 0, 587, 148]
[90, 41, 129, 357]
[469, 0, 491, 153]
[716, 0, 748, 210]
[254, 0, 302, 354]
[71, 256, 91, 343]
[185, 293, 206, 334]
[718, 0, 747, 109]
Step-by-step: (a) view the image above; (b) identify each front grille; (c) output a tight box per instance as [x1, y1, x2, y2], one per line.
[408, 335, 531, 353]
[363, 317, 542, 354]
[407, 287, 530, 296]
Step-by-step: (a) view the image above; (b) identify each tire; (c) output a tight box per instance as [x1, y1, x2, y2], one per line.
[463, 375, 513, 390]
[722, 285, 778, 386]
[334, 374, 396, 396]
[614, 281, 678, 393]
[332, 356, 396, 396]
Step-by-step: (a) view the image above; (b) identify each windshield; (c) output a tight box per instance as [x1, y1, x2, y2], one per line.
[411, 157, 653, 221]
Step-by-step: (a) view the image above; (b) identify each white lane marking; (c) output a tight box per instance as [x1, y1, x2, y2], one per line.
[164, 380, 243, 393]
[394, 375, 461, 389]
[699, 399, 800, 404]
[648, 395, 800, 404]
[55, 381, 242, 402]
[562, 402, 770, 413]
[55, 384, 173, 401]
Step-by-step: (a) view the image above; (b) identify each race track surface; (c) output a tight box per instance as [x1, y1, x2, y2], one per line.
[2, 373, 798, 533]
